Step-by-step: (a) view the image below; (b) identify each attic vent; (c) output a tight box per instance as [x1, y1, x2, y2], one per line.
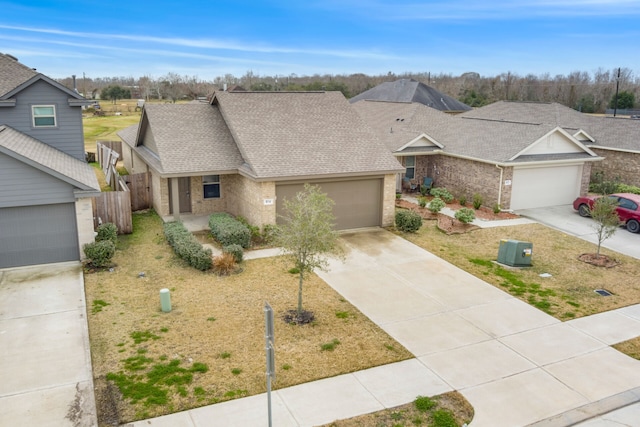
[594, 289, 612, 296]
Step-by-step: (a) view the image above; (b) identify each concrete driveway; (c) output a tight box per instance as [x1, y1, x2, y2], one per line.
[0, 262, 97, 427]
[517, 204, 640, 259]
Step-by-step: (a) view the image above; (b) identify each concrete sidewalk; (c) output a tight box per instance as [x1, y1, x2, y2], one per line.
[0, 262, 97, 427]
[129, 229, 640, 427]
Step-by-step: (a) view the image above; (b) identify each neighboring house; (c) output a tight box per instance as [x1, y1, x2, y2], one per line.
[460, 101, 640, 189]
[353, 99, 603, 211]
[119, 91, 403, 230]
[350, 79, 472, 113]
[0, 53, 100, 269]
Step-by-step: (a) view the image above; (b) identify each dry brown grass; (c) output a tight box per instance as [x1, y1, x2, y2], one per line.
[85, 211, 413, 424]
[396, 218, 640, 320]
[614, 337, 640, 360]
[319, 391, 473, 427]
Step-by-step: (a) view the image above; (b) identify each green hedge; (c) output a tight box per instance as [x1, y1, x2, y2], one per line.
[96, 222, 118, 244]
[208, 213, 251, 248]
[84, 240, 116, 268]
[223, 244, 244, 263]
[455, 208, 476, 224]
[395, 209, 423, 233]
[164, 221, 212, 271]
[430, 187, 454, 203]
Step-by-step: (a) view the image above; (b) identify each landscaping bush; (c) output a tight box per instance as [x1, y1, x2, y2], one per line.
[208, 213, 251, 248]
[96, 222, 118, 244]
[428, 197, 445, 213]
[395, 209, 422, 233]
[212, 252, 237, 275]
[430, 187, 454, 203]
[493, 203, 501, 214]
[261, 224, 278, 244]
[455, 208, 476, 224]
[458, 194, 467, 206]
[164, 221, 212, 271]
[236, 215, 261, 240]
[84, 240, 116, 268]
[472, 193, 483, 209]
[616, 183, 640, 195]
[418, 196, 427, 208]
[223, 244, 244, 263]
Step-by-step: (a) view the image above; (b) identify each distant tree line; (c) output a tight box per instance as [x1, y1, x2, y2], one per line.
[57, 67, 639, 113]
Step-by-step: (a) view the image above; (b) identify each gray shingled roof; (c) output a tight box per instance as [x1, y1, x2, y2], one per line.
[213, 91, 403, 179]
[136, 103, 244, 175]
[0, 53, 38, 98]
[0, 125, 100, 191]
[353, 99, 599, 163]
[117, 124, 139, 148]
[350, 79, 472, 112]
[460, 101, 640, 152]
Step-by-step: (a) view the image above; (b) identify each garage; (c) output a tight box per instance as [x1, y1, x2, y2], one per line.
[510, 164, 583, 210]
[276, 178, 383, 230]
[0, 203, 79, 269]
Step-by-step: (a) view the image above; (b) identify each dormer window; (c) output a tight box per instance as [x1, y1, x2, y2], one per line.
[32, 105, 56, 127]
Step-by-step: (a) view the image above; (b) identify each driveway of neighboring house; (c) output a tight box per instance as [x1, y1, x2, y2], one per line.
[0, 262, 97, 427]
[517, 204, 640, 260]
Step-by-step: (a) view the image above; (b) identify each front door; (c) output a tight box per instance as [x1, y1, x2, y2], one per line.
[169, 177, 191, 214]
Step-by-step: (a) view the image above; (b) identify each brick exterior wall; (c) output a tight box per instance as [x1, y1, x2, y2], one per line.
[580, 162, 593, 195]
[151, 172, 169, 216]
[189, 175, 228, 215]
[225, 175, 276, 228]
[75, 197, 95, 259]
[590, 148, 640, 187]
[382, 174, 396, 227]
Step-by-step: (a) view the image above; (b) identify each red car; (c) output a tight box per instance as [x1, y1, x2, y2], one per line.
[573, 193, 640, 233]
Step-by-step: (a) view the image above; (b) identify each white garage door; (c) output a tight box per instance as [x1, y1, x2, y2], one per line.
[0, 203, 79, 268]
[276, 178, 383, 230]
[510, 165, 582, 210]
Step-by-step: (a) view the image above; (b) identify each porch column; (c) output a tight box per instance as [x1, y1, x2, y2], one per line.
[170, 178, 180, 220]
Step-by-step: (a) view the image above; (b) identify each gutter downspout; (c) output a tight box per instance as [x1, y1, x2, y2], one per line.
[495, 164, 503, 208]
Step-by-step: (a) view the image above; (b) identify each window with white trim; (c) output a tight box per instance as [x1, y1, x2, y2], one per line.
[32, 105, 56, 127]
[404, 156, 415, 179]
[203, 175, 221, 199]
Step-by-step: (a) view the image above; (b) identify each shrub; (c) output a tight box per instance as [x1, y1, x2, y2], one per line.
[493, 203, 501, 214]
[455, 208, 476, 224]
[223, 244, 244, 263]
[472, 193, 483, 209]
[212, 252, 237, 275]
[236, 216, 261, 240]
[164, 222, 212, 271]
[414, 395, 436, 412]
[261, 224, 278, 244]
[430, 187, 454, 203]
[616, 183, 640, 195]
[395, 209, 422, 233]
[428, 197, 445, 213]
[96, 222, 118, 244]
[208, 213, 251, 248]
[84, 240, 116, 268]
[418, 196, 427, 208]
[458, 194, 467, 206]
[396, 192, 402, 199]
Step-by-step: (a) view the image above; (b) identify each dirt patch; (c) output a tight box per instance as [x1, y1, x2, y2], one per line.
[578, 253, 620, 268]
[437, 213, 480, 234]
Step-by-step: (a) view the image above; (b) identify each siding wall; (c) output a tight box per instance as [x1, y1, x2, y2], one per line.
[0, 153, 75, 208]
[0, 80, 85, 160]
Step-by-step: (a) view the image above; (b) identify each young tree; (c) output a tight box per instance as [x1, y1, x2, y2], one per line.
[589, 196, 621, 257]
[275, 184, 344, 322]
[101, 85, 131, 103]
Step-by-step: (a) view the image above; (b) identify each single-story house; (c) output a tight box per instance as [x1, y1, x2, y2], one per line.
[460, 101, 640, 188]
[350, 78, 472, 113]
[0, 53, 99, 269]
[119, 91, 403, 230]
[352, 100, 604, 211]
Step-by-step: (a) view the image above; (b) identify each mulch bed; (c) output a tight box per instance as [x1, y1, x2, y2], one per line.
[578, 253, 620, 268]
[395, 197, 518, 234]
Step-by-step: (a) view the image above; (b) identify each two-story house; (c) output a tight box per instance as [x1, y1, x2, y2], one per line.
[0, 53, 100, 268]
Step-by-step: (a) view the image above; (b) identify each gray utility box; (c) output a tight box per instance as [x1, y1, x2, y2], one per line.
[497, 239, 533, 267]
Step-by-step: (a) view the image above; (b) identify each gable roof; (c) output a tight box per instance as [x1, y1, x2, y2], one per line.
[350, 79, 472, 112]
[0, 53, 88, 105]
[460, 101, 640, 153]
[353, 99, 601, 165]
[0, 125, 100, 193]
[133, 103, 244, 176]
[212, 91, 403, 179]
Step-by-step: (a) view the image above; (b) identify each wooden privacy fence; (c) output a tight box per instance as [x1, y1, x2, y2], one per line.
[93, 142, 152, 234]
[92, 192, 133, 234]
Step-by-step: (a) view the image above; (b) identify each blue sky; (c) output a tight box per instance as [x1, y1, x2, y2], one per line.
[1, 0, 639, 80]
